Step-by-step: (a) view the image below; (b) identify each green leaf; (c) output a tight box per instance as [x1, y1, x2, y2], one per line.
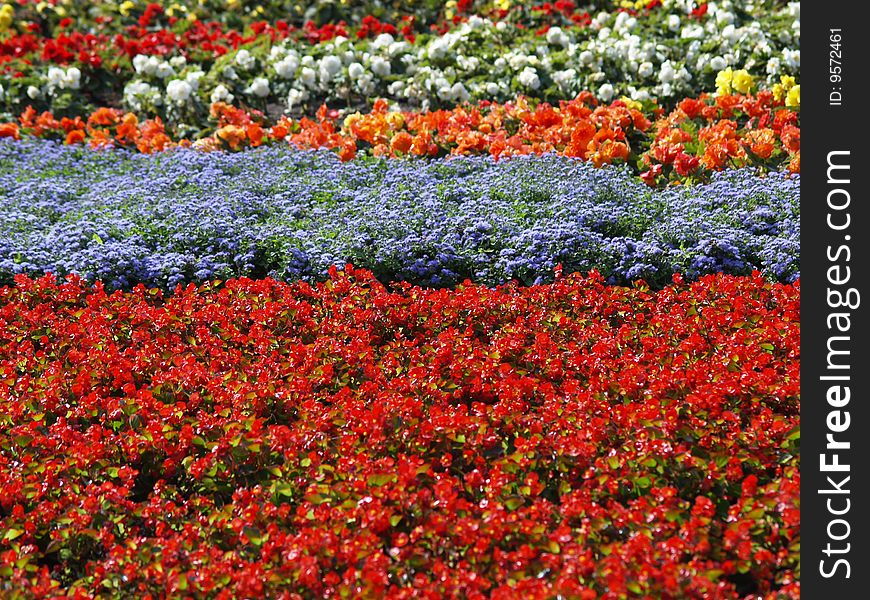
[705, 569, 724, 582]
[505, 497, 523, 511]
[243, 526, 262, 546]
[3, 528, 23, 541]
[367, 473, 397, 487]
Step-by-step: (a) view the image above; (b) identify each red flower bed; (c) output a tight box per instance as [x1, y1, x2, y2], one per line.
[0, 268, 799, 598]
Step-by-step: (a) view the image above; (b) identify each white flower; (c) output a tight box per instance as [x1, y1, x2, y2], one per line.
[223, 66, 238, 80]
[166, 79, 193, 103]
[132, 54, 150, 74]
[518, 66, 541, 90]
[0, 83, 4, 101]
[27, 85, 41, 99]
[300, 67, 316, 87]
[287, 88, 308, 110]
[47, 66, 81, 90]
[659, 60, 676, 84]
[154, 62, 175, 79]
[210, 84, 234, 104]
[766, 57, 781, 75]
[63, 67, 81, 89]
[47, 67, 65, 88]
[427, 38, 449, 61]
[185, 70, 205, 91]
[388, 41, 408, 57]
[451, 82, 470, 102]
[319, 55, 342, 81]
[301, 55, 315, 67]
[546, 26, 569, 47]
[716, 10, 735, 26]
[347, 62, 365, 80]
[598, 83, 614, 101]
[275, 55, 299, 79]
[370, 56, 391, 77]
[358, 74, 376, 96]
[372, 33, 395, 50]
[169, 56, 187, 69]
[246, 77, 270, 97]
[782, 48, 799, 68]
[485, 82, 500, 95]
[124, 81, 153, 97]
[579, 50, 595, 65]
[638, 62, 654, 77]
[235, 49, 256, 70]
[495, 21, 507, 31]
[553, 69, 576, 90]
[667, 15, 681, 32]
[681, 24, 705, 39]
[720, 24, 738, 42]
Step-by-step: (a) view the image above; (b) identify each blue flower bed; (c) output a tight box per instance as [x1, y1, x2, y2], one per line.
[0, 139, 799, 290]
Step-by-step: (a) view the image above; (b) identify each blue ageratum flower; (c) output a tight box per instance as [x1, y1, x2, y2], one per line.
[0, 139, 799, 291]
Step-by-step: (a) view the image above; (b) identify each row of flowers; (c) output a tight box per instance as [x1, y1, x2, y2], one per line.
[1, 138, 799, 291]
[0, 267, 800, 598]
[0, 1, 774, 39]
[0, 85, 801, 185]
[1, 0, 667, 60]
[1, 1, 799, 121]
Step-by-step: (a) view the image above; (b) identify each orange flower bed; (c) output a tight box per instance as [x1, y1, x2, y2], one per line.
[642, 91, 800, 185]
[0, 89, 799, 186]
[2, 106, 182, 153]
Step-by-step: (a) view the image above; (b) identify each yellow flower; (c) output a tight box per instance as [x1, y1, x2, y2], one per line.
[119, 1, 135, 17]
[786, 85, 800, 108]
[445, 0, 456, 20]
[715, 67, 733, 95]
[187, 12, 198, 22]
[343, 113, 361, 131]
[385, 112, 405, 129]
[771, 83, 785, 102]
[619, 96, 642, 111]
[780, 75, 796, 90]
[731, 69, 753, 94]
[496, 0, 511, 10]
[0, 4, 13, 30]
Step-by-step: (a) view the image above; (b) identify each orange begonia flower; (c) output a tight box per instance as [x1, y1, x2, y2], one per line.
[65, 129, 86, 145]
[0, 122, 20, 139]
[390, 131, 413, 155]
[216, 125, 247, 150]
